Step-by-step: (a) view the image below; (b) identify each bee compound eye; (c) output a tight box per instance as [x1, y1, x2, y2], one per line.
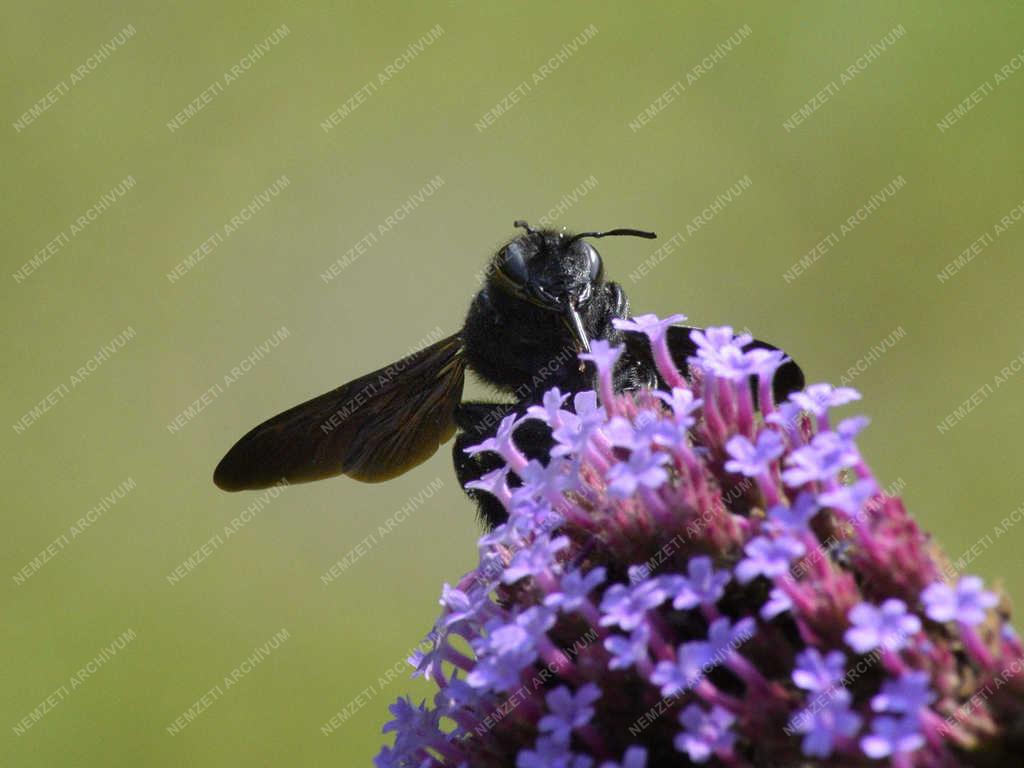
[583, 242, 603, 283]
[499, 242, 529, 285]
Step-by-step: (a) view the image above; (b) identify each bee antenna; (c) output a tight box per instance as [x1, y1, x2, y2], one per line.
[513, 219, 537, 235]
[566, 228, 657, 244]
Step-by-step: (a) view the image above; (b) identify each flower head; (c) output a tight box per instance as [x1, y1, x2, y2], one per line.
[377, 310, 1023, 768]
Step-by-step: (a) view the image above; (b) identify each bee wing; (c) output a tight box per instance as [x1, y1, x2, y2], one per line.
[213, 333, 466, 490]
[622, 325, 805, 403]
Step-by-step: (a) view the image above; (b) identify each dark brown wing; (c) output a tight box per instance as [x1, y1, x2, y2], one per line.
[622, 325, 805, 403]
[213, 334, 466, 490]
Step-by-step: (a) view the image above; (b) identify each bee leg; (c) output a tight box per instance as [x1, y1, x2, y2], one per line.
[454, 402, 517, 529]
[453, 401, 557, 530]
[607, 280, 630, 320]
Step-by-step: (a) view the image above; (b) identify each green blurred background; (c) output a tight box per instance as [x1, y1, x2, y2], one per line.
[4, 2, 1024, 765]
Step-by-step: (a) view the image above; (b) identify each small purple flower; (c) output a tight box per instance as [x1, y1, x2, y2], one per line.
[545, 567, 607, 613]
[434, 678, 479, 711]
[653, 618, 755, 695]
[526, 387, 572, 425]
[477, 619, 532, 656]
[749, 348, 788, 380]
[381, 695, 434, 736]
[699, 342, 782, 381]
[690, 326, 752, 354]
[735, 535, 806, 584]
[641, 417, 691, 453]
[818, 478, 878, 517]
[761, 587, 793, 619]
[921, 575, 998, 626]
[604, 416, 645, 449]
[503, 535, 570, 584]
[782, 431, 861, 486]
[705, 616, 756, 656]
[835, 414, 870, 440]
[466, 658, 522, 694]
[627, 564, 650, 585]
[844, 599, 922, 654]
[465, 466, 513, 505]
[790, 383, 861, 417]
[474, 546, 511, 590]
[766, 399, 805, 430]
[599, 580, 668, 631]
[605, 625, 651, 671]
[653, 387, 702, 427]
[507, 496, 563, 534]
[516, 604, 557, 637]
[517, 456, 578, 497]
[651, 651, 705, 696]
[689, 327, 775, 382]
[439, 582, 490, 629]
[465, 413, 525, 460]
[573, 390, 605, 425]
[517, 733, 589, 768]
[579, 340, 624, 378]
[468, 617, 542, 691]
[633, 409, 679, 447]
[606, 447, 669, 498]
[790, 692, 862, 758]
[551, 417, 594, 459]
[724, 430, 784, 477]
[793, 648, 847, 693]
[598, 746, 646, 768]
[613, 313, 687, 344]
[766, 492, 820, 534]
[380, 696, 444, 761]
[860, 715, 925, 760]
[871, 671, 935, 715]
[663, 556, 731, 610]
[539, 684, 602, 741]
[674, 704, 736, 763]
[478, 517, 523, 550]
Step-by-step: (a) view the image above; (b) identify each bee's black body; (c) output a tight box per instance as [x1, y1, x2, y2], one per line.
[214, 222, 803, 530]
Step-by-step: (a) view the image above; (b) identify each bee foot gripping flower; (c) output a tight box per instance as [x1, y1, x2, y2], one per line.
[376, 316, 1024, 768]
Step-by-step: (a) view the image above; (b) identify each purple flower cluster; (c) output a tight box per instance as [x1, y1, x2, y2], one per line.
[377, 316, 1024, 767]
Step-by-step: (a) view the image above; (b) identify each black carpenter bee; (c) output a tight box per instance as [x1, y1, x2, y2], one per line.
[214, 221, 803, 528]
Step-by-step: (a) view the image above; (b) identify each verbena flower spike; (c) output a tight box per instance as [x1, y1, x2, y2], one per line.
[377, 314, 1023, 768]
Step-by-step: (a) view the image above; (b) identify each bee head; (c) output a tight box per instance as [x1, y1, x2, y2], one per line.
[490, 221, 656, 310]
[486, 220, 656, 353]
